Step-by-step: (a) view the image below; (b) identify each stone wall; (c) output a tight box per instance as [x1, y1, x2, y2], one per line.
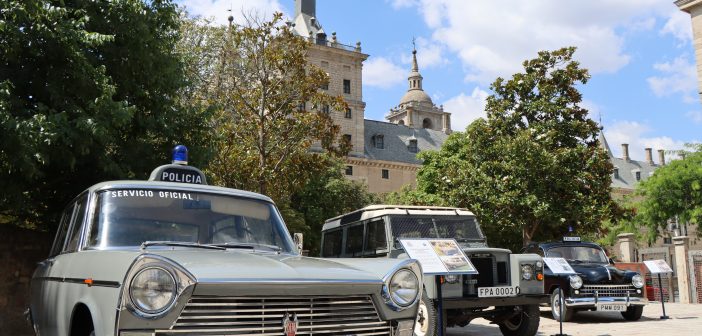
[0, 226, 52, 336]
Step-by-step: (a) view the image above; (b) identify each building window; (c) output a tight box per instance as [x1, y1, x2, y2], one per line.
[635, 171, 641, 181]
[345, 165, 353, 176]
[663, 236, 672, 245]
[345, 108, 352, 119]
[343, 79, 351, 94]
[297, 102, 305, 111]
[613, 167, 619, 179]
[321, 104, 330, 114]
[321, 61, 329, 68]
[408, 139, 418, 153]
[373, 134, 384, 149]
[343, 134, 352, 144]
[422, 118, 432, 129]
[321, 81, 328, 90]
[382, 169, 389, 179]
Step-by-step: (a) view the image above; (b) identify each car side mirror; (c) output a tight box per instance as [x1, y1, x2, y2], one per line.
[609, 257, 615, 265]
[293, 233, 304, 254]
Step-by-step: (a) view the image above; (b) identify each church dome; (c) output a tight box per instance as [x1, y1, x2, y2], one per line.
[400, 89, 433, 104]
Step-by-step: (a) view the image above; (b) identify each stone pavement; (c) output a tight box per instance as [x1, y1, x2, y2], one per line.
[448, 303, 702, 336]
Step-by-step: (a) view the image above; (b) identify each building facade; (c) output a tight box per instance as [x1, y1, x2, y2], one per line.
[292, 0, 450, 194]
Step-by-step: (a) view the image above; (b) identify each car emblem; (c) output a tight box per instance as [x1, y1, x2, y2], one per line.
[283, 312, 298, 336]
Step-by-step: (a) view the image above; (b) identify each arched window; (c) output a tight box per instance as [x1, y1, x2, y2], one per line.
[398, 120, 405, 125]
[422, 118, 432, 129]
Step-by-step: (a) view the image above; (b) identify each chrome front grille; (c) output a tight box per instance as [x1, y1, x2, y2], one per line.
[155, 295, 392, 336]
[579, 284, 637, 297]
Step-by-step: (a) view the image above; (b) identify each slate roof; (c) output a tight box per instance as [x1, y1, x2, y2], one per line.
[363, 119, 448, 164]
[599, 132, 659, 190]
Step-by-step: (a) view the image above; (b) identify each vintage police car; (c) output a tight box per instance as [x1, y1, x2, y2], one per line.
[321, 205, 549, 336]
[28, 146, 422, 336]
[524, 238, 647, 321]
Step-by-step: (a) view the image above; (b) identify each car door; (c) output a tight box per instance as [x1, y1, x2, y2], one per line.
[31, 201, 75, 333]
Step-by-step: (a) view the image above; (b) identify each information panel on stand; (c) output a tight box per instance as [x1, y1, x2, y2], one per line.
[643, 259, 673, 274]
[400, 239, 478, 275]
[543, 257, 576, 274]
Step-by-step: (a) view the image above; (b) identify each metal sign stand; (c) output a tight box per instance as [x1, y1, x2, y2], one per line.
[658, 273, 669, 320]
[551, 286, 569, 336]
[435, 276, 445, 336]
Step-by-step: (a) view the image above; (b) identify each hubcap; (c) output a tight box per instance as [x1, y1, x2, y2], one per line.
[503, 311, 523, 331]
[414, 300, 429, 336]
[552, 293, 561, 319]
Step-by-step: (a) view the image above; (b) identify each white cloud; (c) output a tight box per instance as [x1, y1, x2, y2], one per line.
[442, 87, 489, 131]
[661, 10, 693, 43]
[398, 0, 673, 84]
[687, 110, 702, 124]
[605, 121, 687, 162]
[182, 0, 285, 26]
[389, 0, 418, 9]
[363, 57, 407, 89]
[647, 56, 698, 103]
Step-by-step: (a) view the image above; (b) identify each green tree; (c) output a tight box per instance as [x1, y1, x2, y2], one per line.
[0, 0, 209, 229]
[395, 47, 621, 250]
[182, 13, 349, 201]
[635, 145, 702, 243]
[288, 158, 379, 255]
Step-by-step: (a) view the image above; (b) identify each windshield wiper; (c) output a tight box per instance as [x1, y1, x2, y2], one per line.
[208, 242, 282, 252]
[141, 241, 225, 250]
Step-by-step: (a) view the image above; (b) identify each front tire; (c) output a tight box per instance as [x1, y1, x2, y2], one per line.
[550, 290, 574, 322]
[414, 292, 438, 336]
[498, 305, 540, 336]
[621, 306, 643, 321]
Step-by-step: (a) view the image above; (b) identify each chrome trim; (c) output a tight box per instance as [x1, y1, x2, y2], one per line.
[565, 296, 648, 307]
[381, 259, 423, 311]
[155, 295, 392, 335]
[195, 278, 383, 285]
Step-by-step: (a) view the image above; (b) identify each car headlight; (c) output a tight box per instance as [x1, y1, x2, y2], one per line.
[632, 274, 644, 288]
[388, 269, 420, 307]
[569, 275, 583, 290]
[521, 264, 534, 280]
[129, 267, 177, 315]
[444, 274, 460, 284]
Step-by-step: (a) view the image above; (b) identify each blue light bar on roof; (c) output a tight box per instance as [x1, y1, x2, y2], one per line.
[172, 145, 188, 165]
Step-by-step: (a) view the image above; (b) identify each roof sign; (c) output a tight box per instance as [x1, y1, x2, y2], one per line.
[148, 145, 207, 185]
[562, 236, 581, 242]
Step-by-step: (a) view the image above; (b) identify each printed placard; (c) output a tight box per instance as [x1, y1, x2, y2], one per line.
[543, 257, 576, 274]
[400, 239, 478, 275]
[644, 259, 673, 274]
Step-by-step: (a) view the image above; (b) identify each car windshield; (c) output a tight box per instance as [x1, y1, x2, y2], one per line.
[86, 189, 294, 253]
[545, 246, 607, 263]
[389, 215, 484, 241]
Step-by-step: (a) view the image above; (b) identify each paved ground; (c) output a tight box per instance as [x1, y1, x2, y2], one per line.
[447, 303, 702, 336]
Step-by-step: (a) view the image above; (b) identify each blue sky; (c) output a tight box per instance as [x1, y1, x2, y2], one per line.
[182, 0, 701, 162]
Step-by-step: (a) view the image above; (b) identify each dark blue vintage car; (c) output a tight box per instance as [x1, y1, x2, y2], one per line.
[524, 238, 647, 322]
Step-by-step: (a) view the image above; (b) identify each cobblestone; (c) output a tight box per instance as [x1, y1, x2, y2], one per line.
[448, 303, 702, 336]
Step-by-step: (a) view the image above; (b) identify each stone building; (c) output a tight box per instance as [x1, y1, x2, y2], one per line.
[292, 0, 450, 194]
[676, 0, 702, 103]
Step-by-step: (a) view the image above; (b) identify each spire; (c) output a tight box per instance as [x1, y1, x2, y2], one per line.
[598, 126, 613, 158]
[400, 43, 431, 104]
[411, 38, 419, 72]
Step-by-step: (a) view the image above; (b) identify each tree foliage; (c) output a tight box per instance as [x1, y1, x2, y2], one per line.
[288, 158, 379, 255]
[394, 47, 622, 250]
[181, 13, 349, 202]
[635, 145, 702, 242]
[0, 0, 209, 229]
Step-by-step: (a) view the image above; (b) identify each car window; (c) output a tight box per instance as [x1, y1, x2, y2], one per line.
[546, 246, 607, 263]
[321, 229, 342, 257]
[364, 220, 387, 256]
[49, 204, 75, 257]
[65, 194, 89, 253]
[345, 224, 364, 257]
[389, 215, 483, 241]
[86, 189, 294, 252]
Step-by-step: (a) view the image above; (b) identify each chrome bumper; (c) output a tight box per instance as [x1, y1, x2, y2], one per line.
[565, 295, 648, 307]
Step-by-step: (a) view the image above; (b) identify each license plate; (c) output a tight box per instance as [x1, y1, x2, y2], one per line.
[477, 286, 519, 297]
[597, 304, 627, 311]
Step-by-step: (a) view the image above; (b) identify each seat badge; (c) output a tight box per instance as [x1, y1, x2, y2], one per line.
[283, 312, 298, 336]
